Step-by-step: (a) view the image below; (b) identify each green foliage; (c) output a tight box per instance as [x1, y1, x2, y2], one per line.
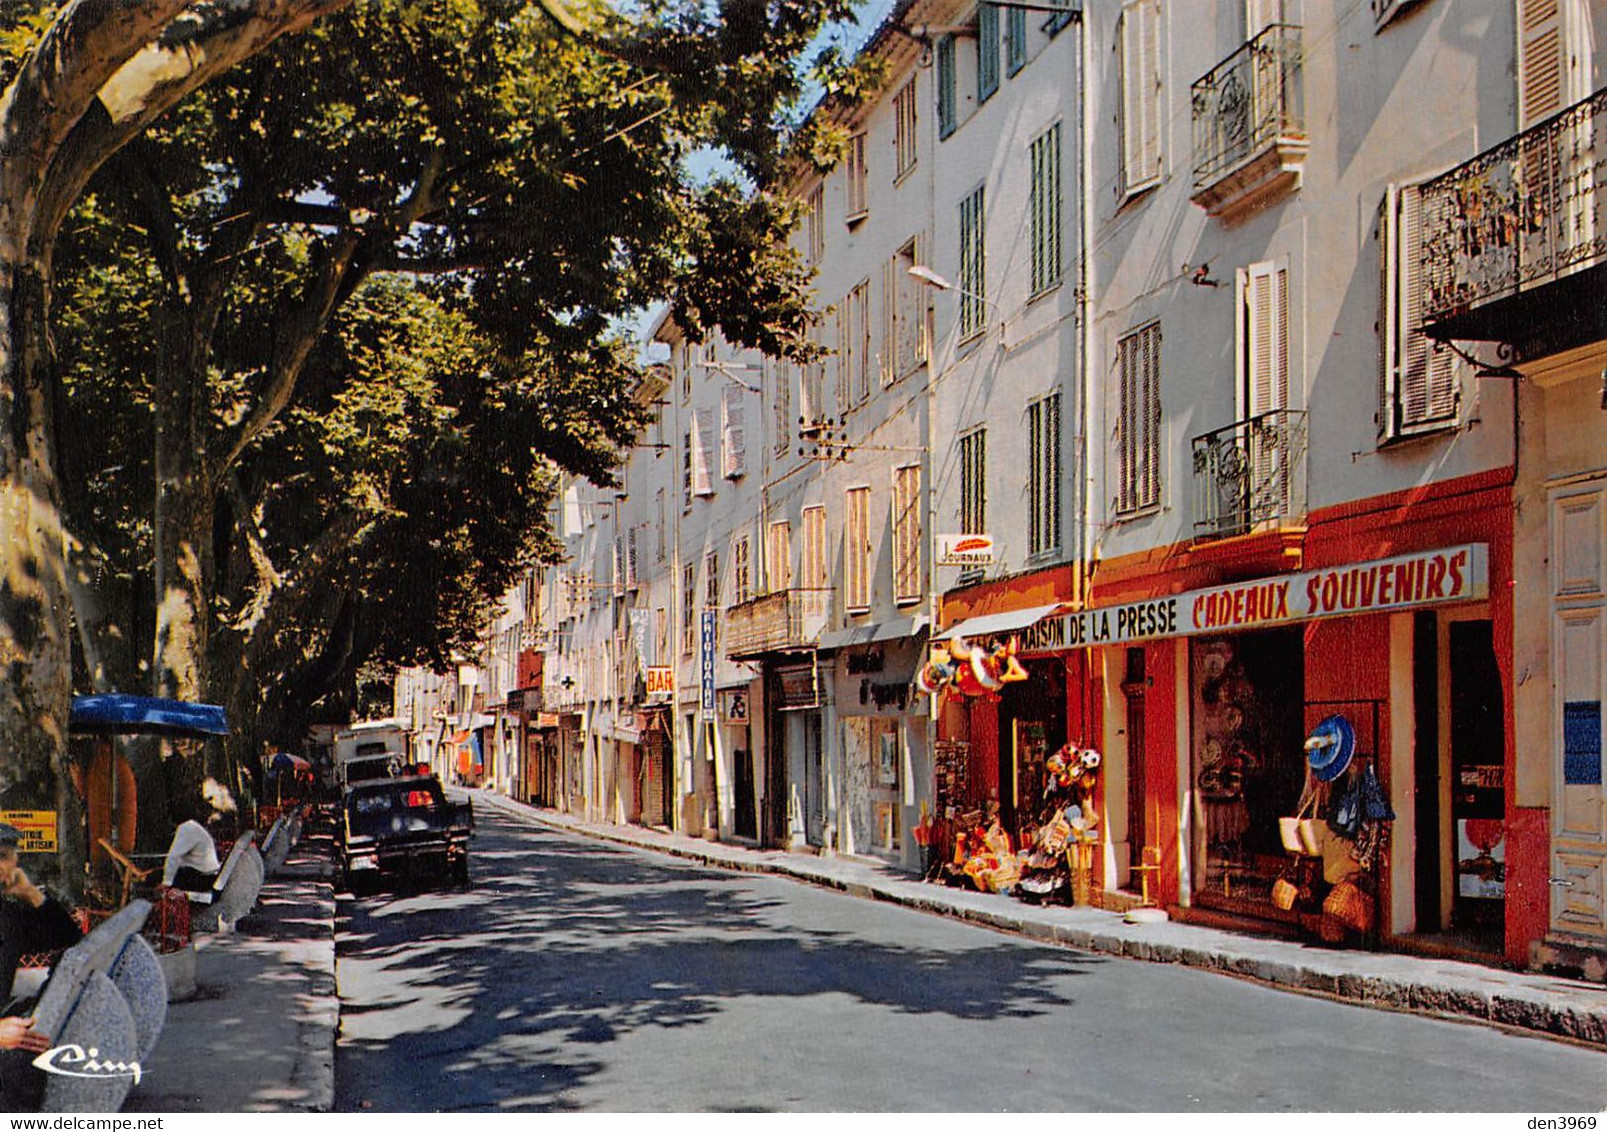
[47, 0, 850, 747]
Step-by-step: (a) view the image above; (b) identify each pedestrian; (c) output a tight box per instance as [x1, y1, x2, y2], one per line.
[0, 823, 84, 1110]
[162, 801, 222, 893]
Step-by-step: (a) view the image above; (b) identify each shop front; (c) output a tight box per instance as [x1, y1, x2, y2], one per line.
[717, 687, 758, 841]
[830, 636, 927, 867]
[768, 658, 825, 850]
[1076, 538, 1505, 953]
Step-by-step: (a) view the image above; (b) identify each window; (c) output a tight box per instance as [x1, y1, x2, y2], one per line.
[1117, 323, 1162, 515]
[893, 79, 918, 178]
[655, 488, 666, 562]
[881, 236, 930, 383]
[1028, 394, 1062, 555]
[682, 429, 693, 509]
[679, 341, 692, 404]
[772, 360, 791, 456]
[626, 528, 640, 589]
[612, 538, 625, 596]
[1030, 123, 1063, 295]
[1378, 185, 1459, 440]
[692, 408, 715, 497]
[768, 521, 792, 592]
[937, 36, 957, 139]
[704, 550, 720, 608]
[682, 564, 696, 654]
[892, 465, 922, 604]
[837, 280, 872, 408]
[1118, 0, 1164, 196]
[1006, 6, 1028, 75]
[804, 184, 824, 264]
[977, 3, 1000, 103]
[846, 133, 868, 222]
[802, 506, 827, 620]
[733, 535, 751, 605]
[1045, 0, 1076, 36]
[958, 185, 986, 340]
[802, 322, 825, 425]
[722, 384, 747, 478]
[845, 486, 872, 612]
[960, 428, 987, 534]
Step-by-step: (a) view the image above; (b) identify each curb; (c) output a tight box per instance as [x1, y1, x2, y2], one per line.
[470, 790, 1607, 1049]
[272, 847, 338, 1113]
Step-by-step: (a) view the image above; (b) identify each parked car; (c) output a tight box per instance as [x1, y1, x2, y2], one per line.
[338, 775, 472, 891]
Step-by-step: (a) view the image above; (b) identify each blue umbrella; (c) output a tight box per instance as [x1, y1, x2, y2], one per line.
[70, 694, 228, 737]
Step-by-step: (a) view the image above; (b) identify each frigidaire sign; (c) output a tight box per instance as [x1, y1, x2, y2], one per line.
[1014, 545, 1487, 653]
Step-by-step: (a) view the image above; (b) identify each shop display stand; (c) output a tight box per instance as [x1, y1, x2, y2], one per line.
[1297, 697, 1385, 949]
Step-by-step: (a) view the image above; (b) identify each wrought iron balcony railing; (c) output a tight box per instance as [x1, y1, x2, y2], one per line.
[1191, 409, 1308, 539]
[1419, 88, 1607, 328]
[1191, 25, 1305, 190]
[724, 588, 828, 659]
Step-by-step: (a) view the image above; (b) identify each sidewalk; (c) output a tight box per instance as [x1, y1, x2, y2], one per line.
[124, 832, 339, 1113]
[471, 789, 1607, 1049]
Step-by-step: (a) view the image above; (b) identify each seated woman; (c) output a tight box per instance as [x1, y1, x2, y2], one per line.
[0, 823, 84, 1110]
[162, 803, 222, 893]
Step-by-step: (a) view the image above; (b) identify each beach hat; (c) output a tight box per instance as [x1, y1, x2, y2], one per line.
[1305, 715, 1356, 782]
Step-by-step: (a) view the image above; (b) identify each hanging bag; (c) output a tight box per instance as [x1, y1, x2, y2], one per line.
[1279, 776, 1324, 856]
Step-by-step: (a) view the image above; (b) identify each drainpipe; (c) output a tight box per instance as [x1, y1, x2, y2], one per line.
[1076, 1, 1096, 614]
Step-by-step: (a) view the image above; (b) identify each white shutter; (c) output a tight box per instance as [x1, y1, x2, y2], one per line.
[722, 384, 746, 479]
[693, 408, 714, 495]
[1243, 260, 1289, 417]
[1380, 184, 1458, 439]
[1121, 0, 1163, 193]
[627, 527, 639, 588]
[1245, 0, 1282, 38]
[881, 256, 897, 385]
[612, 538, 624, 596]
[835, 301, 850, 412]
[562, 485, 582, 536]
[1518, 0, 1565, 128]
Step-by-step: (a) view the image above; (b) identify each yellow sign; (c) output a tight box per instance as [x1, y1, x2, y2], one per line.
[0, 810, 58, 853]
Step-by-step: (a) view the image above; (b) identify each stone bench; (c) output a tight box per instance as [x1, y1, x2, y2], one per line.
[31, 900, 165, 1114]
[189, 831, 263, 932]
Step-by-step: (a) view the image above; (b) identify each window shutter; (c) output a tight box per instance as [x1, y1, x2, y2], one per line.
[693, 409, 714, 495]
[773, 361, 791, 455]
[1396, 185, 1457, 427]
[978, 3, 1000, 102]
[627, 528, 639, 588]
[612, 538, 624, 596]
[1120, 0, 1163, 193]
[1377, 189, 1397, 440]
[1243, 260, 1289, 418]
[881, 256, 897, 385]
[937, 37, 957, 137]
[769, 522, 792, 592]
[722, 384, 746, 479]
[1518, 0, 1565, 128]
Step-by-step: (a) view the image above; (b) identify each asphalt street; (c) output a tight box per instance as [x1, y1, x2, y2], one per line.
[333, 800, 1607, 1112]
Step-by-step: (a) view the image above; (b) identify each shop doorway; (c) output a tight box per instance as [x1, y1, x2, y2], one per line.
[997, 659, 1066, 841]
[1447, 618, 1506, 949]
[733, 732, 757, 839]
[1189, 629, 1305, 918]
[1122, 647, 1149, 877]
[803, 712, 826, 846]
[763, 698, 787, 847]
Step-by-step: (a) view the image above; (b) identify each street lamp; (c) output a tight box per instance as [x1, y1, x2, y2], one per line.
[906, 264, 1007, 348]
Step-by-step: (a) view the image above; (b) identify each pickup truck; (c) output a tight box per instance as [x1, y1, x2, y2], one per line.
[339, 775, 472, 891]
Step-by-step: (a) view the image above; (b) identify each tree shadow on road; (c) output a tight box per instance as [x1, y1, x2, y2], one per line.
[334, 808, 1104, 1111]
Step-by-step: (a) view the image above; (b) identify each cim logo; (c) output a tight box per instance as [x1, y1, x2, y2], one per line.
[32, 1043, 143, 1085]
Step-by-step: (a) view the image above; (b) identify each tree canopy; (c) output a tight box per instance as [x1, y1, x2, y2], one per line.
[3, 0, 872, 873]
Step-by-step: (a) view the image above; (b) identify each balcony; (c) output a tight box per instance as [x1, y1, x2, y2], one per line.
[725, 589, 828, 660]
[1191, 409, 1308, 540]
[1190, 24, 1307, 220]
[1418, 89, 1607, 376]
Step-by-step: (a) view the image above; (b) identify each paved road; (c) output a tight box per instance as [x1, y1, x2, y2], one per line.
[334, 801, 1607, 1112]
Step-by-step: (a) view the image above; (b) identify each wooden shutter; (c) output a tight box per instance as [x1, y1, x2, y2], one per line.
[722, 384, 746, 479]
[881, 256, 897, 385]
[1518, 0, 1566, 128]
[1397, 186, 1457, 427]
[1242, 260, 1289, 418]
[769, 522, 792, 592]
[937, 37, 957, 137]
[1377, 188, 1397, 441]
[847, 487, 871, 610]
[693, 409, 714, 495]
[1120, 0, 1163, 192]
[893, 466, 921, 601]
[855, 283, 872, 402]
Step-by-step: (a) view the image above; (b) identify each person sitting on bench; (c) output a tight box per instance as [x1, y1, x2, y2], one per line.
[162, 803, 221, 893]
[0, 823, 83, 1110]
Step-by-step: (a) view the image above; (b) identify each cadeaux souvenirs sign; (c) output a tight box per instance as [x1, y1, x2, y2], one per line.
[1016, 544, 1488, 654]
